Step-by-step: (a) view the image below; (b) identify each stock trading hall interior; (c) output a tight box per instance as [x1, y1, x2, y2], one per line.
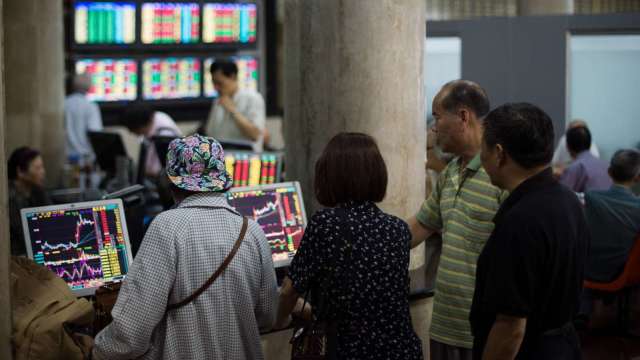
[1, 1, 640, 359]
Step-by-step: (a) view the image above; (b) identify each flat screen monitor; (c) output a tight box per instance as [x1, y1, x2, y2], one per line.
[151, 135, 180, 169]
[75, 58, 138, 102]
[21, 199, 134, 297]
[142, 57, 201, 100]
[227, 182, 306, 267]
[204, 56, 258, 97]
[202, 2, 257, 44]
[74, 2, 136, 45]
[88, 131, 128, 174]
[141, 2, 200, 44]
[225, 151, 282, 187]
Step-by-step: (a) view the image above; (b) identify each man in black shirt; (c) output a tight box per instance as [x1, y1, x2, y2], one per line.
[470, 103, 588, 360]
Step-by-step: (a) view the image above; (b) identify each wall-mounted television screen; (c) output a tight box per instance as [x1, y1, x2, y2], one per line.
[141, 2, 200, 44]
[202, 3, 257, 44]
[75, 58, 138, 102]
[142, 57, 201, 100]
[203, 56, 258, 97]
[74, 2, 136, 45]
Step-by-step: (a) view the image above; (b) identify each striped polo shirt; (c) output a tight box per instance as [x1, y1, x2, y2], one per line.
[416, 154, 504, 349]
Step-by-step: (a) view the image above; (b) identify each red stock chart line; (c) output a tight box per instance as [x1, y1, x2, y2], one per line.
[227, 187, 305, 263]
[41, 213, 96, 251]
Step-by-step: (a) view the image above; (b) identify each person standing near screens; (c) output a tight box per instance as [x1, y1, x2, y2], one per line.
[559, 125, 612, 193]
[64, 73, 103, 161]
[93, 135, 278, 359]
[203, 59, 266, 152]
[123, 104, 182, 178]
[470, 103, 587, 359]
[408, 80, 504, 360]
[551, 119, 600, 177]
[275, 132, 423, 359]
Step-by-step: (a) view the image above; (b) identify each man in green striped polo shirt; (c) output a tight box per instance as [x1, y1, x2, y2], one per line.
[409, 80, 504, 360]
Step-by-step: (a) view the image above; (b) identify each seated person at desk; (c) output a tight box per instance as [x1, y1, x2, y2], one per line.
[559, 125, 611, 192]
[7, 147, 51, 256]
[64, 73, 103, 161]
[584, 149, 640, 283]
[122, 105, 182, 178]
[275, 133, 423, 359]
[552, 119, 600, 177]
[202, 59, 266, 152]
[93, 135, 277, 359]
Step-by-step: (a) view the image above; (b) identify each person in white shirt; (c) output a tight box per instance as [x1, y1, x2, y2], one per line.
[64, 74, 103, 161]
[552, 119, 600, 177]
[123, 105, 182, 178]
[203, 59, 266, 152]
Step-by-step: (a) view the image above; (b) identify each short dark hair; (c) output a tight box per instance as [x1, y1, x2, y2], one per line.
[210, 59, 238, 78]
[314, 132, 387, 207]
[439, 80, 490, 118]
[121, 104, 154, 132]
[483, 103, 555, 169]
[8, 146, 41, 180]
[609, 149, 640, 183]
[565, 126, 591, 154]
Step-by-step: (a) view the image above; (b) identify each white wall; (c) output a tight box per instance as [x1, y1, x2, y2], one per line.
[424, 37, 461, 122]
[569, 34, 640, 161]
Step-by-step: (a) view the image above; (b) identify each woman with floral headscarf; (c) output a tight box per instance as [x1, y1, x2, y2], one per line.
[93, 134, 278, 360]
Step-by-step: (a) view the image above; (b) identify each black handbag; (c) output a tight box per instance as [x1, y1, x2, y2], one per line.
[290, 210, 353, 360]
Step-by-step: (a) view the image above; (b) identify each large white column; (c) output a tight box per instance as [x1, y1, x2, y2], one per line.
[284, 0, 426, 218]
[4, 0, 65, 185]
[0, 0, 12, 356]
[283, 0, 428, 357]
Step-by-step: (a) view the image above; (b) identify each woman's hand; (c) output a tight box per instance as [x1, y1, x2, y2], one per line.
[275, 277, 300, 329]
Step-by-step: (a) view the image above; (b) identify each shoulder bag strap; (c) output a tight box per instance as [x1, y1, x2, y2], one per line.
[166, 216, 248, 312]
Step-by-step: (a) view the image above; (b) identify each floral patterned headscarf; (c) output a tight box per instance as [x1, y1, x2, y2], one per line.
[166, 134, 233, 192]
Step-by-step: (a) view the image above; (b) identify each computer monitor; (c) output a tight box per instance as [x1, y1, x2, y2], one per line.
[103, 185, 146, 257]
[88, 131, 128, 175]
[142, 57, 201, 100]
[75, 58, 138, 102]
[227, 182, 307, 267]
[202, 2, 257, 44]
[225, 151, 283, 187]
[21, 199, 134, 297]
[73, 1, 136, 45]
[141, 2, 200, 44]
[151, 135, 180, 169]
[204, 56, 259, 98]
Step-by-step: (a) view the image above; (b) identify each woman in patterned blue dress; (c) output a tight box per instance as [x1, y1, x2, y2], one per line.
[276, 132, 423, 359]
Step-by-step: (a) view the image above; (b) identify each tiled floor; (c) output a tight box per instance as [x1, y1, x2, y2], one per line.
[580, 290, 640, 360]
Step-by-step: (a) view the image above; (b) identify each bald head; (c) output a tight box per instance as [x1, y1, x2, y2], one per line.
[72, 73, 92, 94]
[434, 80, 490, 119]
